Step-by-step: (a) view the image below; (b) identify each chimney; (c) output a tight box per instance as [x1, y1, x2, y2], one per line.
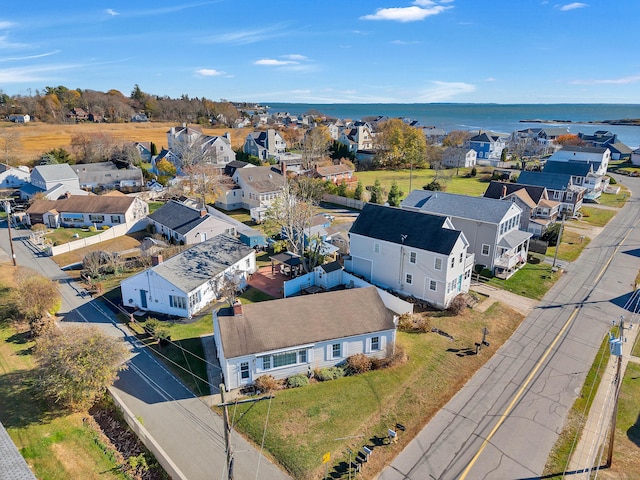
[501, 185, 507, 199]
[233, 299, 243, 316]
[280, 160, 286, 176]
[151, 254, 163, 266]
[200, 209, 207, 217]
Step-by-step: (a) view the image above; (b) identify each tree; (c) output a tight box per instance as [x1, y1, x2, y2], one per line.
[336, 181, 348, 197]
[442, 130, 471, 147]
[555, 134, 586, 147]
[0, 129, 20, 165]
[41, 147, 72, 165]
[302, 125, 332, 169]
[369, 179, 384, 204]
[387, 180, 403, 207]
[218, 275, 241, 307]
[182, 162, 224, 207]
[331, 141, 355, 162]
[13, 268, 61, 336]
[354, 181, 364, 200]
[374, 119, 427, 170]
[156, 158, 177, 177]
[264, 177, 327, 272]
[35, 326, 128, 410]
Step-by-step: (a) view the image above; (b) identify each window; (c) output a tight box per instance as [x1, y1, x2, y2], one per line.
[451, 257, 455, 268]
[169, 295, 186, 310]
[409, 251, 417, 264]
[298, 349, 307, 363]
[262, 356, 271, 369]
[240, 362, 249, 380]
[89, 214, 104, 223]
[434, 258, 442, 270]
[246, 258, 251, 269]
[459, 253, 463, 263]
[429, 280, 437, 291]
[189, 291, 201, 309]
[373, 243, 380, 253]
[371, 336, 380, 351]
[482, 244, 490, 256]
[405, 273, 413, 284]
[110, 215, 121, 223]
[332, 343, 342, 359]
[259, 348, 307, 370]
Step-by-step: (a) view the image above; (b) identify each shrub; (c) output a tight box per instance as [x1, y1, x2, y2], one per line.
[470, 166, 477, 177]
[371, 344, 408, 370]
[254, 374, 281, 393]
[423, 180, 445, 191]
[101, 225, 110, 230]
[397, 313, 431, 333]
[608, 175, 617, 185]
[346, 353, 372, 374]
[447, 294, 467, 315]
[314, 367, 344, 381]
[480, 268, 493, 278]
[527, 254, 541, 264]
[88, 226, 98, 232]
[144, 318, 171, 343]
[287, 374, 309, 388]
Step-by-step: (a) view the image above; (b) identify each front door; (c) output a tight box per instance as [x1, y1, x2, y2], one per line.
[140, 289, 147, 309]
[239, 361, 250, 385]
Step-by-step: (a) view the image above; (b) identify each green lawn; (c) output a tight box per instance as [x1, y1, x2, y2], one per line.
[45, 227, 102, 246]
[597, 186, 630, 208]
[487, 254, 561, 300]
[545, 230, 591, 262]
[544, 332, 611, 477]
[579, 206, 617, 227]
[147, 201, 164, 213]
[229, 303, 524, 479]
[355, 167, 494, 200]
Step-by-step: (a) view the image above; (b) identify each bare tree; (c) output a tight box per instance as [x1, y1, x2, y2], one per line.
[302, 125, 331, 170]
[13, 267, 61, 336]
[218, 274, 241, 306]
[0, 129, 20, 165]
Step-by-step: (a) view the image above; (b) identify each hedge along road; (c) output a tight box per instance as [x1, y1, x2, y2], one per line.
[377, 173, 640, 480]
[0, 222, 290, 480]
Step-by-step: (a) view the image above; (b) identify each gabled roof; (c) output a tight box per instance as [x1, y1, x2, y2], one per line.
[148, 200, 226, 235]
[401, 190, 517, 224]
[483, 181, 547, 204]
[151, 234, 254, 293]
[510, 189, 537, 209]
[350, 203, 462, 255]
[498, 229, 533, 249]
[558, 145, 608, 154]
[320, 261, 343, 273]
[543, 160, 593, 176]
[26, 194, 136, 215]
[235, 166, 284, 193]
[216, 287, 395, 358]
[608, 141, 633, 154]
[517, 171, 573, 191]
[32, 164, 78, 182]
[315, 164, 354, 176]
[539, 127, 569, 137]
[0, 420, 36, 480]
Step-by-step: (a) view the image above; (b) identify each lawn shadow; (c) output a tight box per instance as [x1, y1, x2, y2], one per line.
[6, 331, 34, 356]
[0, 370, 66, 428]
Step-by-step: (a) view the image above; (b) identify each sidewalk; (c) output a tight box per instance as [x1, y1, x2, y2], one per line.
[471, 282, 538, 316]
[567, 315, 639, 477]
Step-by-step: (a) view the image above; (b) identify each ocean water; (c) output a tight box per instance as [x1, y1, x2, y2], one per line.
[265, 103, 640, 149]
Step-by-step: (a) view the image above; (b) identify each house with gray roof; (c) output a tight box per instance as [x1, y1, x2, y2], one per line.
[74, 161, 144, 192]
[147, 200, 236, 245]
[517, 171, 586, 215]
[467, 131, 507, 165]
[232, 165, 285, 210]
[548, 146, 610, 175]
[121, 234, 256, 318]
[20, 163, 87, 200]
[347, 203, 474, 307]
[0, 420, 36, 479]
[213, 286, 397, 390]
[0, 164, 30, 189]
[543, 159, 607, 201]
[243, 129, 286, 161]
[401, 190, 531, 279]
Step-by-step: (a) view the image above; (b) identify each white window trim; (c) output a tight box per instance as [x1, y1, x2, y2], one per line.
[481, 244, 490, 256]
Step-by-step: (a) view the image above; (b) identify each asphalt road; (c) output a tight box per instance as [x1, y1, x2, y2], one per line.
[0, 224, 289, 480]
[377, 174, 640, 480]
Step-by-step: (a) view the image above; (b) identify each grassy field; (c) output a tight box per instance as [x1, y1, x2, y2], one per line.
[51, 232, 144, 267]
[45, 227, 101, 246]
[580, 206, 617, 227]
[2, 121, 249, 166]
[355, 167, 494, 200]
[230, 302, 523, 479]
[544, 333, 611, 478]
[546, 229, 591, 262]
[0, 266, 128, 479]
[487, 254, 561, 300]
[598, 187, 630, 208]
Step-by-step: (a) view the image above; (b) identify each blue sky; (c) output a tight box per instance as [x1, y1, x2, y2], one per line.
[1, 1, 639, 104]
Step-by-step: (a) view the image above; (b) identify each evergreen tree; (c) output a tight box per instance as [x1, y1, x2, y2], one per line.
[387, 180, 403, 207]
[354, 181, 363, 200]
[369, 179, 383, 204]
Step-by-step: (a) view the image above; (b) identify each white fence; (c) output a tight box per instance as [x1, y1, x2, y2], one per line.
[47, 220, 147, 256]
[322, 194, 365, 210]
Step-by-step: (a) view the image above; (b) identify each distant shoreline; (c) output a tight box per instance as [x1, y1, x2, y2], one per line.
[520, 118, 640, 126]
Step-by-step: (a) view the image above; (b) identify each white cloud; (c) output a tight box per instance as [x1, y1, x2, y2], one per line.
[559, 2, 588, 11]
[0, 34, 28, 49]
[0, 64, 73, 83]
[361, 5, 451, 22]
[0, 50, 61, 62]
[255, 59, 297, 66]
[106, 9, 120, 16]
[282, 54, 307, 61]
[570, 75, 640, 85]
[0, 21, 15, 29]
[195, 68, 224, 77]
[392, 39, 421, 45]
[199, 26, 287, 46]
[484, 77, 496, 82]
[417, 81, 476, 102]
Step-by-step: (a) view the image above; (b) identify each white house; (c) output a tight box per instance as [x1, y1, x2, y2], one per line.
[347, 203, 474, 309]
[337, 125, 374, 153]
[30, 164, 80, 191]
[74, 162, 144, 191]
[243, 129, 286, 161]
[0, 164, 30, 189]
[121, 234, 256, 318]
[632, 147, 640, 166]
[213, 286, 397, 390]
[25, 193, 148, 229]
[147, 200, 236, 245]
[442, 147, 477, 168]
[401, 190, 531, 280]
[548, 146, 610, 175]
[221, 165, 285, 210]
[8, 114, 29, 123]
[167, 125, 236, 169]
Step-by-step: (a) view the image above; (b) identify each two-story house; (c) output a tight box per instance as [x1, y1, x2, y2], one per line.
[483, 181, 560, 237]
[347, 203, 474, 309]
[337, 125, 374, 154]
[243, 129, 286, 161]
[401, 190, 532, 279]
[20, 164, 88, 200]
[547, 146, 610, 175]
[542, 160, 607, 201]
[167, 125, 236, 169]
[214, 165, 285, 211]
[517, 171, 586, 215]
[467, 131, 507, 165]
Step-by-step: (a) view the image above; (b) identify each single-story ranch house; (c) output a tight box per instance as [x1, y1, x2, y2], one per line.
[121, 234, 256, 318]
[213, 286, 397, 390]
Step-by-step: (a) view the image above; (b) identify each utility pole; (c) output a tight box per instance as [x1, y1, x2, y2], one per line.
[218, 384, 274, 480]
[4, 200, 16, 266]
[552, 213, 566, 269]
[606, 317, 625, 467]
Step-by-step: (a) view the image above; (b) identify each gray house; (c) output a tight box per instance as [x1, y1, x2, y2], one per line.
[213, 286, 397, 390]
[401, 190, 532, 279]
[74, 162, 144, 191]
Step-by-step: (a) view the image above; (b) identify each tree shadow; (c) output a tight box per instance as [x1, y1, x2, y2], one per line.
[628, 410, 640, 448]
[0, 370, 67, 428]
